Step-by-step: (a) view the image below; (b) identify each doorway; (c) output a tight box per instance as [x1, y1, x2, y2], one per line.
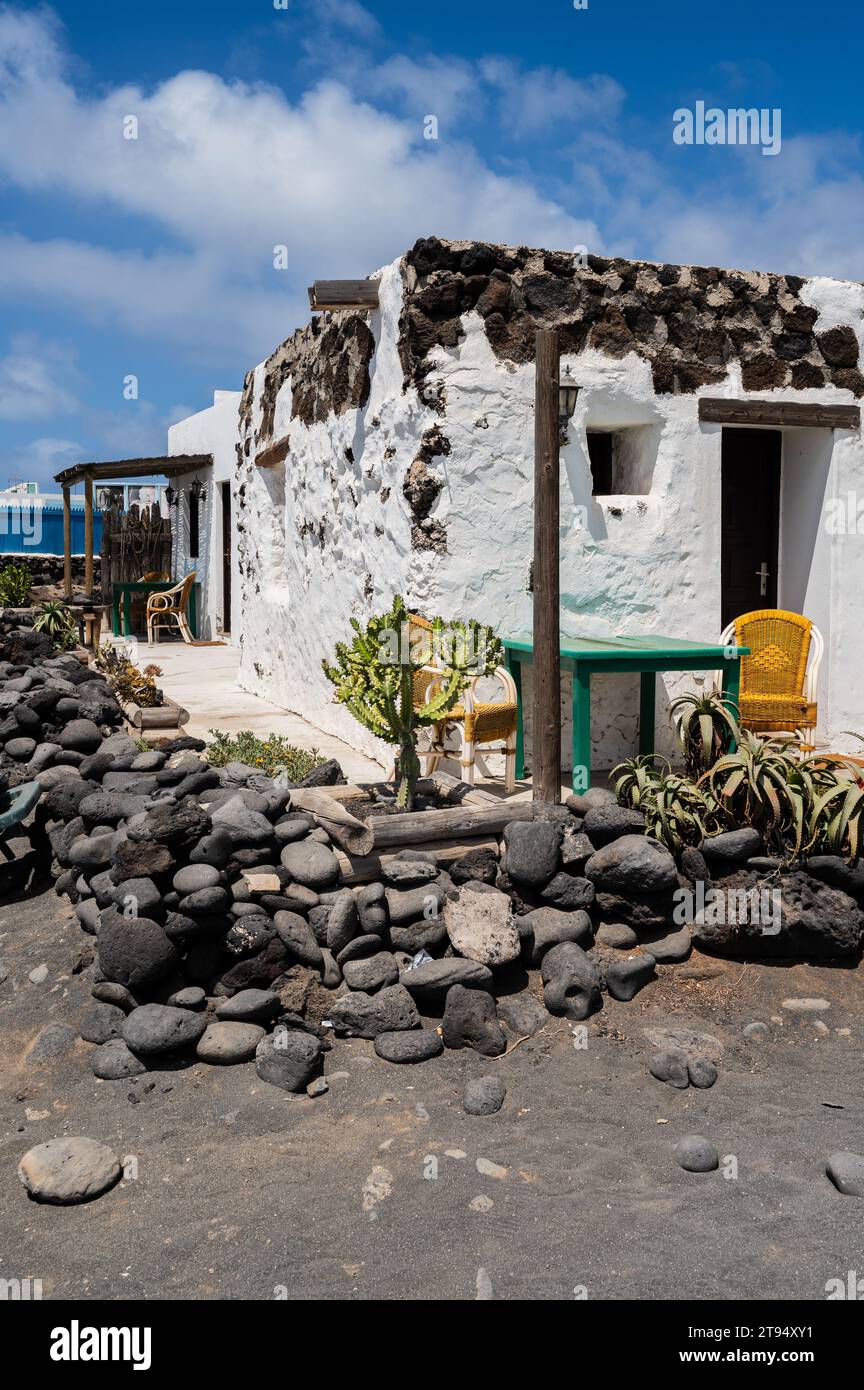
[221, 481, 232, 635]
[720, 428, 781, 630]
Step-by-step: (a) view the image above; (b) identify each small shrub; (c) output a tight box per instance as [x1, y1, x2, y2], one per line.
[205, 729, 324, 783]
[94, 644, 164, 707]
[33, 600, 79, 652]
[0, 562, 31, 608]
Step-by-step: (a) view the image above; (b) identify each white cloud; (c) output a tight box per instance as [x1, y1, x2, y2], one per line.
[3, 435, 81, 487]
[313, 0, 380, 37]
[0, 9, 598, 361]
[479, 58, 625, 136]
[0, 334, 80, 420]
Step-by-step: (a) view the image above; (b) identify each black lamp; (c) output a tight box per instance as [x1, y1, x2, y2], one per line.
[165, 485, 177, 507]
[189, 477, 207, 504]
[558, 368, 580, 443]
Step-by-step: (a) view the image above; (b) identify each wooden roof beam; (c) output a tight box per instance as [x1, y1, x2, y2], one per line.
[307, 280, 379, 312]
[699, 398, 860, 429]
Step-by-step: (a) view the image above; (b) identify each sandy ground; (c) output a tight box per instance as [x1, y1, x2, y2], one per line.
[1, 882, 862, 1303]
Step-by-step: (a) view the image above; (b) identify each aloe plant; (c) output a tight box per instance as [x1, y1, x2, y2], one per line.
[33, 600, 78, 652]
[701, 731, 807, 853]
[612, 754, 667, 809]
[323, 595, 502, 810]
[670, 689, 740, 778]
[643, 772, 723, 853]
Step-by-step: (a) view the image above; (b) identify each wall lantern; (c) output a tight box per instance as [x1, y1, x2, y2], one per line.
[558, 369, 580, 444]
[165, 485, 177, 507]
[189, 477, 207, 504]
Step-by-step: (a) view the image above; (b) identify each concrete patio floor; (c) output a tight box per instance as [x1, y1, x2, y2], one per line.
[132, 639, 387, 783]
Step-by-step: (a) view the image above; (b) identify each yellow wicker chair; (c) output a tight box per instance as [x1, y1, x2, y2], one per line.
[409, 613, 518, 791]
[718, 609, 824, 746]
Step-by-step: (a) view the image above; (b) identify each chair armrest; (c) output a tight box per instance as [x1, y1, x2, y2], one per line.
[805, 625, 824, 704]
[147, 594, 171, 611]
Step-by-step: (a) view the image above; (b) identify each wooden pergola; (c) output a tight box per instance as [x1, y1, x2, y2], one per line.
[52, 454, 212, 601]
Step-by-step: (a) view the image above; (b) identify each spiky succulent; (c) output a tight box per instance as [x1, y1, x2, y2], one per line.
[323, 594, 502, 809]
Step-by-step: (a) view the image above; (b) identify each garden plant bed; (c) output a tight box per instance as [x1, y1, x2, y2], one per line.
[1, 610, 863, 1213]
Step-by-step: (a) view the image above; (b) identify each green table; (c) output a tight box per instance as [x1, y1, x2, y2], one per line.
[112, 581, 198, 640]
[502, 633, 749, 791]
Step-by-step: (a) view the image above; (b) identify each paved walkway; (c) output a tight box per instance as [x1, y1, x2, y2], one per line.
[132, 639, 386, 783]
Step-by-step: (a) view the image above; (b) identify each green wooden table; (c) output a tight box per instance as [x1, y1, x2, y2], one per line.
[502, 633, 749, 790]
[112, 581, 198, 640]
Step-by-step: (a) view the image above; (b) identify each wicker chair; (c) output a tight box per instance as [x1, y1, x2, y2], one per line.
[146, 572, 196, 646]
[718, 609, 824, 747]
[409, 614, 518, 791]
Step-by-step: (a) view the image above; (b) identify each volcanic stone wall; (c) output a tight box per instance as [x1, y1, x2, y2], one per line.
[398, 236, 864, 397]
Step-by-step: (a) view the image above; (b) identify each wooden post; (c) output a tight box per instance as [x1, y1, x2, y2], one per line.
[532, 329, 561, 802]
[84, 474, 94, 600]
[62, 486, 72, 599]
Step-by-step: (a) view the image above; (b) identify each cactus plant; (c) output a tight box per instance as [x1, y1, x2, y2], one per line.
[323, 595, 503, 810]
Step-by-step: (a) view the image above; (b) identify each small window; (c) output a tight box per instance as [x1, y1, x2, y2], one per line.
[189, 488, 200, 559]
[587, 432, 614, 495]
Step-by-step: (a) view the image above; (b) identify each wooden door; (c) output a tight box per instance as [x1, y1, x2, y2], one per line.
[221, 482, 232, 635]
[721, 428, 781, 630]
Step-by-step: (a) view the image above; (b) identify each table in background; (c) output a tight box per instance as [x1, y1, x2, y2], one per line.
[111, 581, 199, 641]
[502, 633, 748, 790]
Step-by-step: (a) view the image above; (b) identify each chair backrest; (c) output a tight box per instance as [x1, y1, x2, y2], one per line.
[734, 609, 812, 697]
[178, 571, 196, 607]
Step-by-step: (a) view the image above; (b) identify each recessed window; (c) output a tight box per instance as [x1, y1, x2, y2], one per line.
[587, 426, 656, 497]
[587, 432, 614, 494]
[189, 488, 200, 559]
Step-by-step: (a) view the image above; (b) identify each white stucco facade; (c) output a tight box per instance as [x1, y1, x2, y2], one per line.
[170, 244, 864, 774]
[167, 389, 241, 642]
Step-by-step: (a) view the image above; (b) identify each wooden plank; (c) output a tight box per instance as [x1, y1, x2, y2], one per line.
[83, 475, 94, 600]
[371, 801, 533, 851]
[336, 837, 500, 886]
[62, 486, 72, 600]
[255, 436, 290, 469]
[699, 397, 860, 430]
[54, 454, 213, 486]
[307, 280, 379, 312]
[533, 329, 562, 802]
[428, 770, 504, 806]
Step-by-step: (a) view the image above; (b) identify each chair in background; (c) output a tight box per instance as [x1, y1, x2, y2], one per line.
[146, 572, 196, 646]
[718, 608, 824, 748]
[409, 613, 519, 790]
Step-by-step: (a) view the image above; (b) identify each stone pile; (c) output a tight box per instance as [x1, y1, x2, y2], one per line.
[2, 614, 863, 1102]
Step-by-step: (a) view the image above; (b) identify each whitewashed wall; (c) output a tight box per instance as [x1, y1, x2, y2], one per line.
[227, 260, 864, 770]
[168, 390, 241, 641]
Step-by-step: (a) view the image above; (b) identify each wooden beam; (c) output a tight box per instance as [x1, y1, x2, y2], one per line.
[699, 397, 860, 430]
[83, 475, 94, 601]
[307, 280, 379, 312]
[54, 454, 213, 487]
[254, 436, 290, 469]
[533, 329, 562, 803]
[62, 487, 72, 600]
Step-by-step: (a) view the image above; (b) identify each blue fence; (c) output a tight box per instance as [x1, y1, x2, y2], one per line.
[0, 505, 104, 556]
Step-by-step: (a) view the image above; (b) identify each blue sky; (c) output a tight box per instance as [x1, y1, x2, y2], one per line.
[1, 0, 862, 490]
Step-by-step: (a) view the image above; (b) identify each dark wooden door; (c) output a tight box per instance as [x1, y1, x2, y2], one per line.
[721, 428, 781, 630]
[221, 482, 232, 635]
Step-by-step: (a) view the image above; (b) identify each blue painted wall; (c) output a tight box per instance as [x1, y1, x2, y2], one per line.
[0, 506, 104, 556]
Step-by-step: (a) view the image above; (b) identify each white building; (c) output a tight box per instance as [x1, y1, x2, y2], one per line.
[168, 238, 864, 772]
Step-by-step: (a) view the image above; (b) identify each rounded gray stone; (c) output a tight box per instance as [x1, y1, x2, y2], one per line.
[166, 986, 206, 1010]
[674, 1134, 720, 1173]
[79, 1001, 126, 1045]
[463, 1075, 507, 1115]
[688, 1057, 718, 1089]
[215, 988, 281, 1024]
[280, 839, 341, 890]
[342, 951, 399, 993]
[196, 1021, 265, 1064]
[173, 863, 222, 895]
[89, 1038, 148, 1079]
[374, 1028, 443, 1064]
[255, 1029, 323, 1092]
[18, 1136, 122, 1204]
[123, 1003, 208, 1056]
[826, 1151, 864, 1197]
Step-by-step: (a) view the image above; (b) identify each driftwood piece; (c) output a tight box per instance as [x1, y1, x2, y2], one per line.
[121, 698, 189, 730]
[428, 770, 502, 806]
[290, 788, 375, 856]
[336, 837, 500, 886]
[370, 802, 532, 851]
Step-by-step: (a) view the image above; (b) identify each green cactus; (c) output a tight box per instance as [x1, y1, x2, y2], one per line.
[323, 594, 503, 810]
